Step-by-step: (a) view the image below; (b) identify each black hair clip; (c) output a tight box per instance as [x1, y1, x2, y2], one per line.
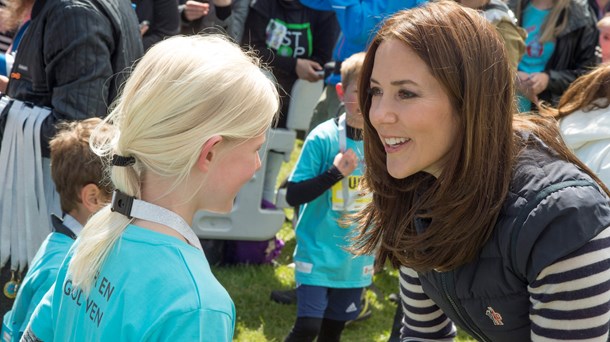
[110, 190, 134, 219]
[112, 154, 136, 167]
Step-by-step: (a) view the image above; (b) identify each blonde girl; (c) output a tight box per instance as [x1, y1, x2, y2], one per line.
[23, 34, 278, 341]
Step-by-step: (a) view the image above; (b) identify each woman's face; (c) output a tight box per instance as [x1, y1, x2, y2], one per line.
[368, 39, 458, 179]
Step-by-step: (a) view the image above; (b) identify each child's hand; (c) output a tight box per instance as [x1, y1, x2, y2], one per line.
[139, 21, 150, 36]
[183, 0, 210, 21]
[295, 58, 324, 82]
[529, 72, 549, 95]
[516, 72, 538, 105]
[333, 149, 358, 176]
[0, 75, 7, 93]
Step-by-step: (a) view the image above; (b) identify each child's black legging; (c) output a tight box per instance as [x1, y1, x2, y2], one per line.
[285, 317, 347, 342]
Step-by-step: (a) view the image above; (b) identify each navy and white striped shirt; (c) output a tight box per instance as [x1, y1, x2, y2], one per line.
[398, 227, 610, 341]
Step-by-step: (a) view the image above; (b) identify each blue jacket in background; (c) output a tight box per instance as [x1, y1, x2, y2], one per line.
[300, 0, 427, 84]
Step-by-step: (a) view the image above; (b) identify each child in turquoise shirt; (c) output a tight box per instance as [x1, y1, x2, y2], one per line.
[284, 52, 375, 341]
[1, 118, 113, 342]
[22, 35, 279, 342]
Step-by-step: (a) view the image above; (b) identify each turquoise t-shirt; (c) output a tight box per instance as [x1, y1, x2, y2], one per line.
[27, 224, 235, 341]
[517, 3, 556, 112]
[2, 232, 74, 342]
[290, 118, 375, 288]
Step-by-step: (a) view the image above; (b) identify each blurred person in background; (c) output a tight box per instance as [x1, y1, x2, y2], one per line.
[132, 0, 180, 51]
[0, 0, 142, 317]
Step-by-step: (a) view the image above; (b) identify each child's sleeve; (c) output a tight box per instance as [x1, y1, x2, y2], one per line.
[23, 285, 55, 341]
[287, 131, 342, 206]
[14, 266, 58, 335]
[285, 167, 343, 206]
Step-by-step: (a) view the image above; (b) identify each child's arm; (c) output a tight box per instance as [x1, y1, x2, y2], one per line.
[286, 149, 358, 206]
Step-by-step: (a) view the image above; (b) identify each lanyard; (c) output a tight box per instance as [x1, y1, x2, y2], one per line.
[0, 99, 52, 271]
[22, 104, 46, 264]
[0, 97, 19, 268]
[13, 102, 30, 272]
[31, 106, 53, 262]
[337, 114, 351, 211]
[111, 191, 204, 253]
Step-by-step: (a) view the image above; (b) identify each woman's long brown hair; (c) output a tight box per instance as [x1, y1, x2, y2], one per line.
[352, 1, 609, 272]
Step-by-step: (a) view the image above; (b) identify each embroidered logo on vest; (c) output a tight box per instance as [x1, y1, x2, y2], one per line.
[485, 307, 504, 326]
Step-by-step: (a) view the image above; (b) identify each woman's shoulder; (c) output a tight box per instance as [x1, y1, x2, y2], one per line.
[507, 137, 609, 222]
[498, 134, 610, 281]
[508, 133, 600, 197]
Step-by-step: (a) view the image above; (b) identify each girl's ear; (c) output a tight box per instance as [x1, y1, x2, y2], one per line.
[336, 82, 345, 102]
[196, 135, 223, 172]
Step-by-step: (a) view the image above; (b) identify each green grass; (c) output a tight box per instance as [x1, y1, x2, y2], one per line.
[211, 139, 476, 341]
[214, 225, 402, 342]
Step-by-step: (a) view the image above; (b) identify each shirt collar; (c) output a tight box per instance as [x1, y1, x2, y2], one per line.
[62, 214, 83, 236]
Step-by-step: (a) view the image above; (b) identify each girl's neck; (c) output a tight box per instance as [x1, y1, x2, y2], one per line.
[345, 114, 363, 130]
[135, 174, 198, 243]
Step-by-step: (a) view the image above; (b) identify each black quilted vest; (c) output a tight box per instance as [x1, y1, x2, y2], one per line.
[417, 136, 610, 341]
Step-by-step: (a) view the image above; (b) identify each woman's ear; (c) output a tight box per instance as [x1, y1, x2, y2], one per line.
[196, 135, 223, 172]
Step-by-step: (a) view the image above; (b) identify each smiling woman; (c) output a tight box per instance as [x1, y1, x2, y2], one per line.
[351, 2, 610, 341]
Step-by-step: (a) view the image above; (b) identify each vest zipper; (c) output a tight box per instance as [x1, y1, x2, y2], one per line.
[440, 272, 490, 342]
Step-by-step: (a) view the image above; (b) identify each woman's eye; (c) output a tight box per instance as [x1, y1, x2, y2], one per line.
[368, 87, 382, 96]
[398, 89, 416, 99]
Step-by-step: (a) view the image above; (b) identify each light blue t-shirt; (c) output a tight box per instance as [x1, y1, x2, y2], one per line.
[290, 118, 375, 288]
[1, 232, 74, 342]
[517, 3, 556, 112]
[27, 224, 235, 341]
